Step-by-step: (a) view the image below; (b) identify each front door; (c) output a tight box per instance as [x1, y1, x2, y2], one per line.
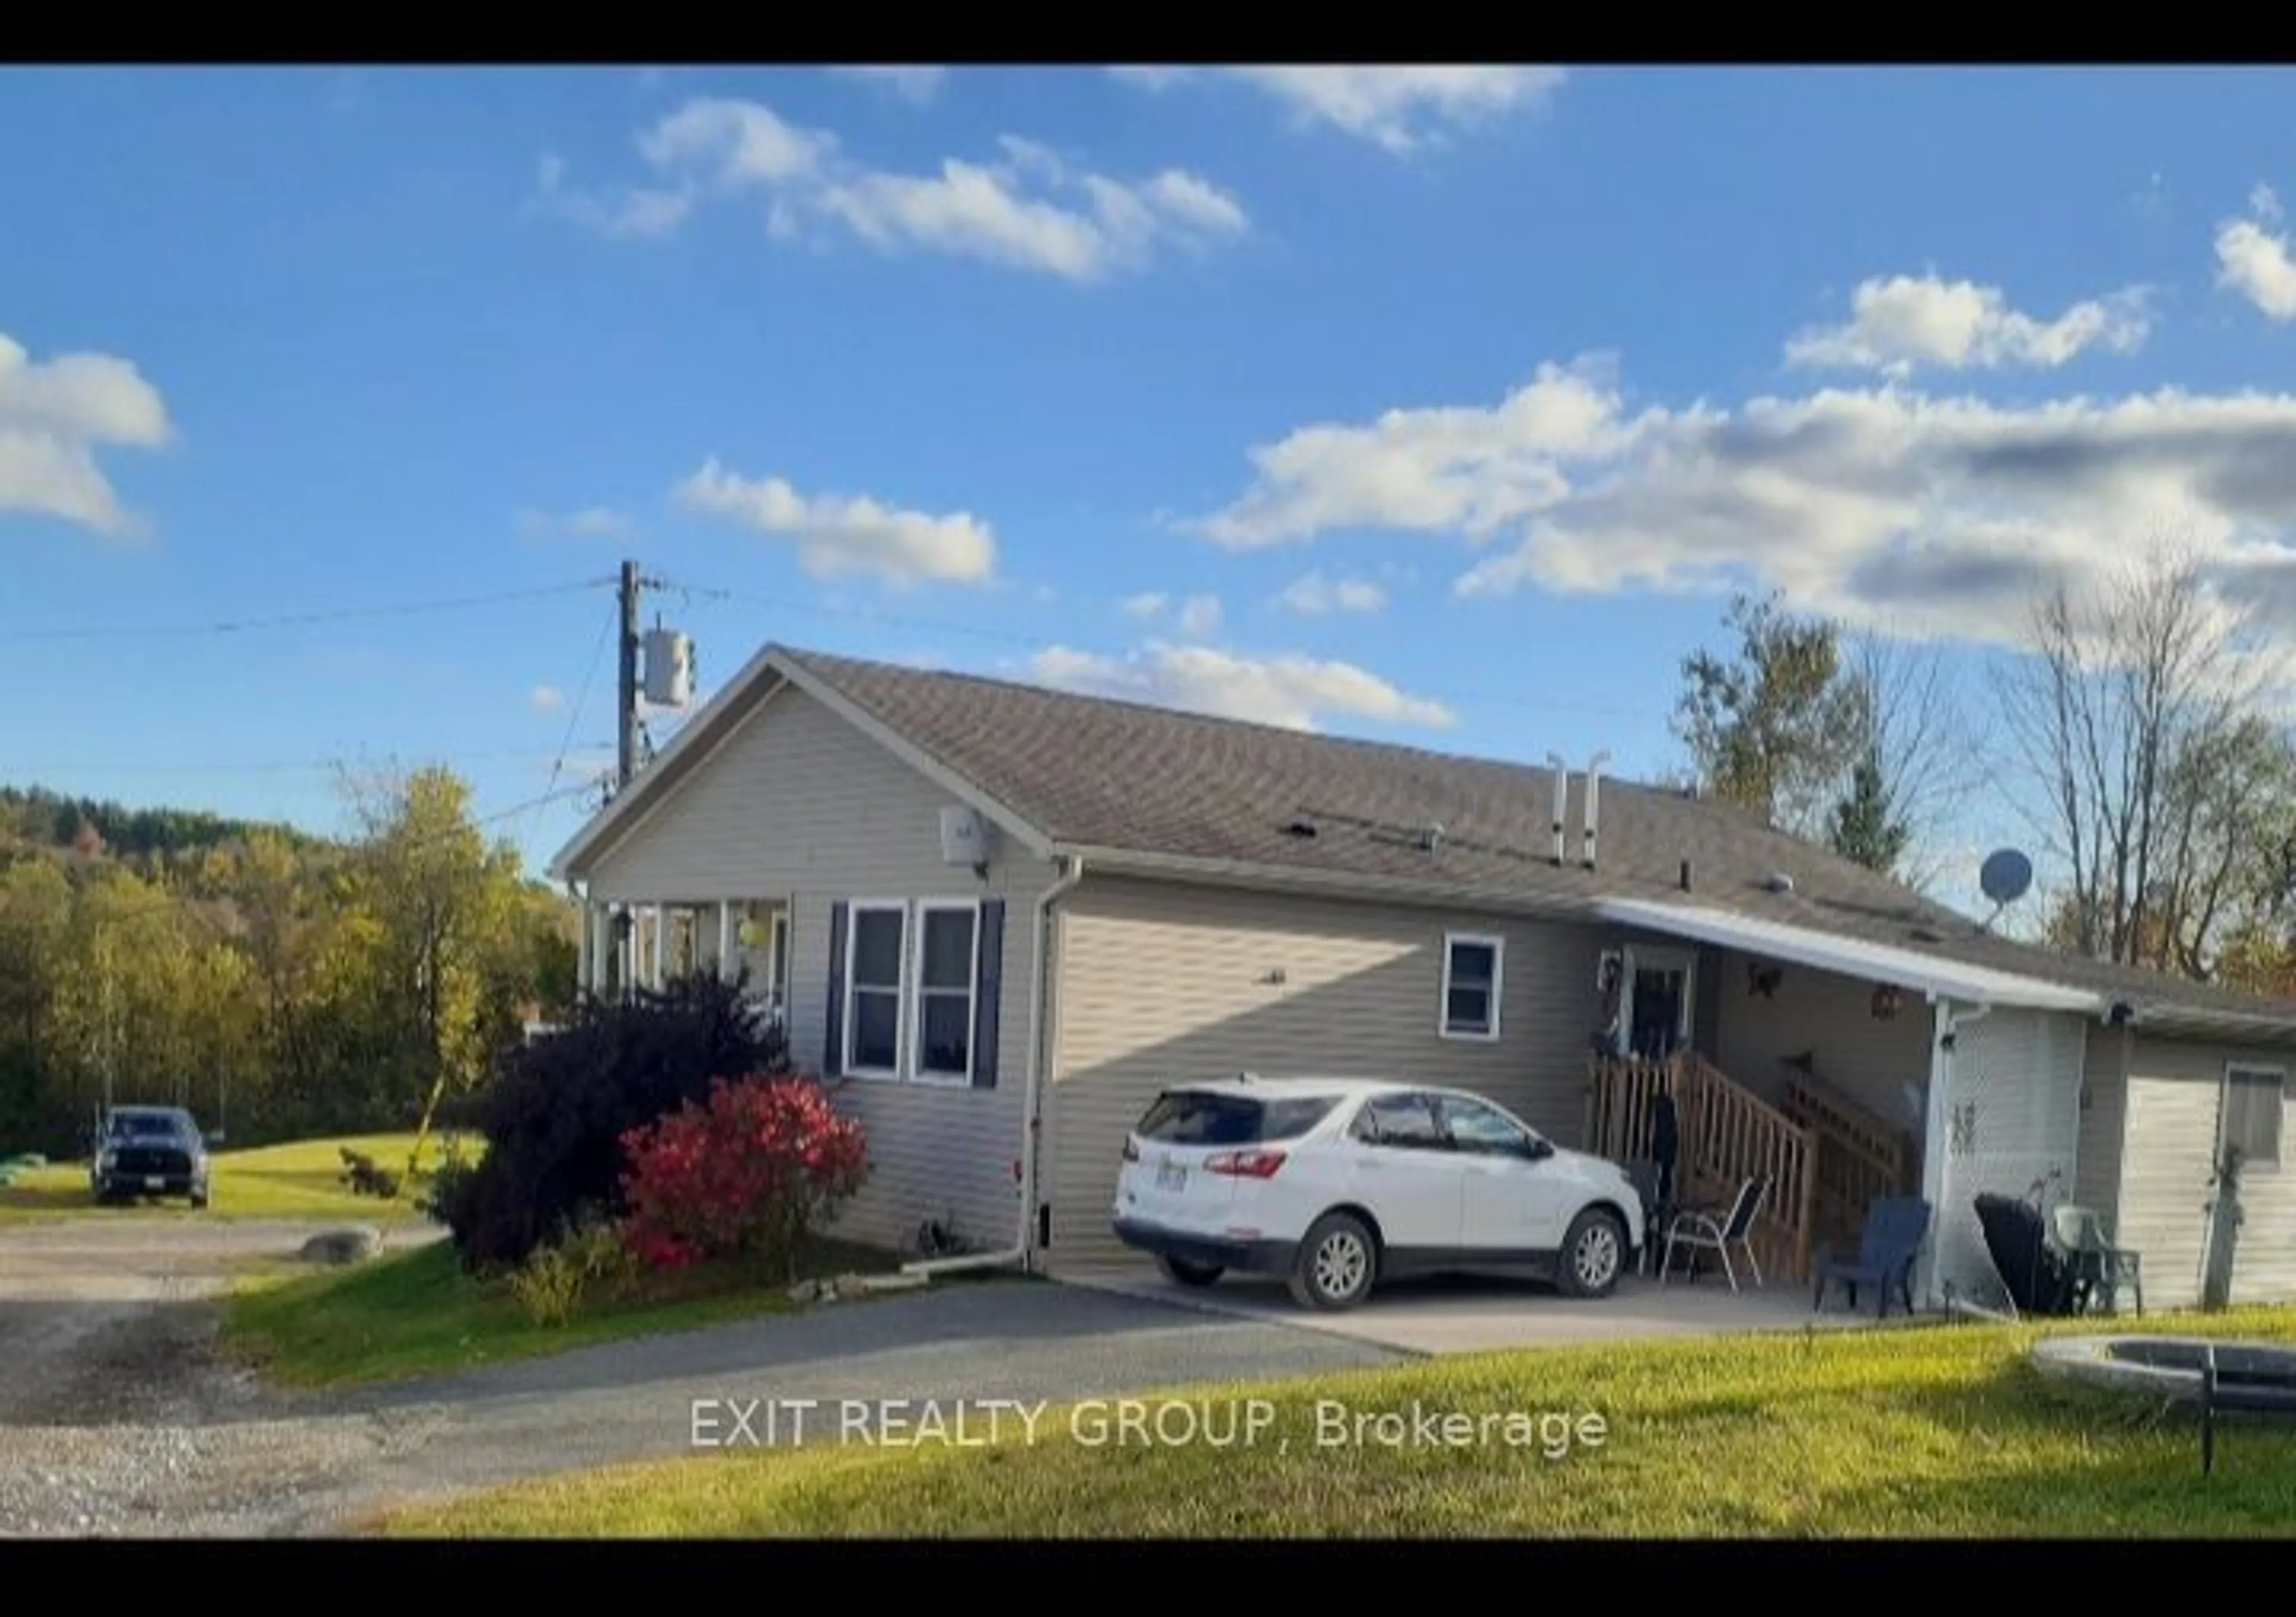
[1623, 948, 1694, 1058]
[1440, 1094, 1577, 1256]
[1340, 1091, 1464, 1264]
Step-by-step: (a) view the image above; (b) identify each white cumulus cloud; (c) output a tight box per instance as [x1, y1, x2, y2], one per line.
[1121, 591, 1168, 618]
[530, 684, 567, 713]
[0, 331, 173, 537]
[1025, 641, 1455, 732]
[539, 97, 1247, 283]
[1785, 273, 2151, 375]
[1201, 357, 2296, 649]
[2217, 187, 2296, 322]
[1113, 65, 1565, 154]
[673, 458, 996, 588]
[1277, 570, 1389, 614]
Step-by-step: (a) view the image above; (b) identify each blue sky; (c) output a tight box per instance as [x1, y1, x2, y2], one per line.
[8, 65, 2296, 902]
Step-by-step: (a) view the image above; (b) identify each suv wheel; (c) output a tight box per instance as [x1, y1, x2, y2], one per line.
[1289, 1211, 1378, 1310]
[1558, 1207, 1628, 1299]
[190, 1186, 210, 1210]
[1156, 1254, 1223, 1288]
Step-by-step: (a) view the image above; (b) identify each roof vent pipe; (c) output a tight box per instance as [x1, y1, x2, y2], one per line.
[1546, 752, 1568, 867]
[1581, 750, 1611, 869]
[1680, 859, 1692, 892]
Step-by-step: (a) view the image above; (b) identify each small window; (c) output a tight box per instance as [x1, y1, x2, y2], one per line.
[2224, 1064, 2285, 1170]
[1353, 1092, 1449, 1150]
[844, 902, 908, 1077]
[1135, 1091, 1339, 1146]
[1441, 933, 1504, 1041]
[911, 902, 980, 1085]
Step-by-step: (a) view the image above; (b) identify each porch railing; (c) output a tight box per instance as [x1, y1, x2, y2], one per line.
[1587, 1052, 1821, 1283]
[1781, 1072, 1919, 1257]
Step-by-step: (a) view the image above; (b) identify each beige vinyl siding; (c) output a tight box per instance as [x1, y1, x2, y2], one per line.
[583, 687, 1051, 1257]
[1930, 1009, 2086, 1308]
[1043, 874, 1604, 1271]
[1709, 945, 1932, 1123]
[2120, 1036, 2296, 1310]
[2075, 1023, 2130, 1224]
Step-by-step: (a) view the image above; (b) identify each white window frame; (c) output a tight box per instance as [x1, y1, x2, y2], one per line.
[908, 898, 983, 1087]
[842, 899, 909, 1081]
[2222, 1062, 2286, 1172]
[1439, 932, 1505, 1042]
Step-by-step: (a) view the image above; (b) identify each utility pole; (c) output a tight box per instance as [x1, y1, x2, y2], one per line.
[617, 559, 643, 793]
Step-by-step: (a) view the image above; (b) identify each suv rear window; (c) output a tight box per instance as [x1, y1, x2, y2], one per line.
[1134, 1091, 1338, 1146]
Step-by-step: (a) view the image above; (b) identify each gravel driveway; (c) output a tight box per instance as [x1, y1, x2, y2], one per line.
[0, 1218, 1399, 1537]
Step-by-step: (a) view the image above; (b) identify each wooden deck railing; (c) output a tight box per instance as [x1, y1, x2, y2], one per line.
[1781, 1072, 1919, 1256]
[1587, 1052, 1821, 1282]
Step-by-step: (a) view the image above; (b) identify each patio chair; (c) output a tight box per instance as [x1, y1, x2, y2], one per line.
[2051, 1202, 2144, 1317]
[1659, 1174, 1770, 1293]
[1812, 1195, 1931, 1318]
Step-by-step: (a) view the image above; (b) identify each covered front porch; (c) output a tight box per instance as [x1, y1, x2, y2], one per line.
[575, 895, 793, 1024]
[1582, 898, 2099, 1302]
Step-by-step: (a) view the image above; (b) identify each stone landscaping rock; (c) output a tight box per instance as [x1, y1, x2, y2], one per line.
[785, 1278, 820, 1304]
[298, 1227, 384, 1266]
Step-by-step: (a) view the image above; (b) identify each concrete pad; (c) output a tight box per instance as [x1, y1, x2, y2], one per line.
[1060, 1265, 1892, 1357]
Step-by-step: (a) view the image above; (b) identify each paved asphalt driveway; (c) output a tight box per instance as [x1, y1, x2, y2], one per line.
[0, 1218, 1400, 1537]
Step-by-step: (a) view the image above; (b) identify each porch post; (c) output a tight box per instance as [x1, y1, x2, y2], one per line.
[719, 901, 735, 983]
[576, 899, 594, 994]
[1918, 996, 1955, 1309]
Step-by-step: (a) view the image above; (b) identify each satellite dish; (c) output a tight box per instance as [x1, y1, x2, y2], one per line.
[1979, 848, 2034, 930]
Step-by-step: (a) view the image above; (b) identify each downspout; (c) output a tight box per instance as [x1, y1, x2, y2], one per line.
[901, 852, 1085, 1278]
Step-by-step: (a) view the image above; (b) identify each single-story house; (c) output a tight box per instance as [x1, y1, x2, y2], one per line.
[549, 643, 2296, 1311]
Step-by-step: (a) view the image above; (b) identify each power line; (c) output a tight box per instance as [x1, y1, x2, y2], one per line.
[523, 597, 619, 864]
[43, 777, 613, 935]
[655, 573, 1672, 724]
[10, 744, 616, 779]
[1, 578, 615, 643]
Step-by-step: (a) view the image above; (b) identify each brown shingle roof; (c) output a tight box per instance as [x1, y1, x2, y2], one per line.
[775, 645, 2296, 1030]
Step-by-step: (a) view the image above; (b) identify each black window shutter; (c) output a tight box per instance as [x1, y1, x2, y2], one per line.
[823, 901, 848, 1077]
[972, 898, 1006, 1089]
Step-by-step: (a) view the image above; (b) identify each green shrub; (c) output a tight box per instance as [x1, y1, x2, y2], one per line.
[445, 973, 787, 1270]
[506, 1241, 588, 1329]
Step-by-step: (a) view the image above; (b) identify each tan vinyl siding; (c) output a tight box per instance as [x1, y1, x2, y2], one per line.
[1043, 874, 1604, 1271]
[2120, 1036, 2296, 1310]
[1710, 946, 1932, 1121]
[584, 687, 1050, 1257]
[1930, 1009, 2086, 1308]
[2075, 1023, 2130, 1223]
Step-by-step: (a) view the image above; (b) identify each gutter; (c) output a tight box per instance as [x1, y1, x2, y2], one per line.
[1052, 842, 1592, 923]
[2116, 1000, 2296, 1047]
[900, 851, 1085, 1278]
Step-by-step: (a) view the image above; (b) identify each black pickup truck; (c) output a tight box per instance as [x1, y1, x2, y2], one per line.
[90, 1105, 215, 1207]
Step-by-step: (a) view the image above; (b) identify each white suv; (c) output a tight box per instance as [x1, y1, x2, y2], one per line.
[1112, 1076, 1644, 1310]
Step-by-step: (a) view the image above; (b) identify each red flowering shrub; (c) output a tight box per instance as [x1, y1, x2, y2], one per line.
[618, 1073, 869, 1279]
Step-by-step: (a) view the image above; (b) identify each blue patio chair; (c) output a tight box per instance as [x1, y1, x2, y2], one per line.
[1659, 1174, 1770, 1292]
[1812, 1195, 1931, 1318]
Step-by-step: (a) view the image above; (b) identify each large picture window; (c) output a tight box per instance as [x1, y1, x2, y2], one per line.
[843, 902, 908, 1078]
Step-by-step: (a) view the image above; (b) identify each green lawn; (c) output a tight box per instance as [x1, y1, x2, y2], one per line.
[0, 1131, 460, 1222]
[384, 1304, 2296, 1538]
[225, 1232, 895, 1389]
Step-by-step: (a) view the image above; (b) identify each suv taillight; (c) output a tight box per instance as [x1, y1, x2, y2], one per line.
[1205, 1149, 1287, 1178]
[1122, 1137, 1140, 1163]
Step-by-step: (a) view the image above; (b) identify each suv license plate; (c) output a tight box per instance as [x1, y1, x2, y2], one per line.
[1156, 1161, 1186, 1191]
[145, 1176, 166, 1189]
